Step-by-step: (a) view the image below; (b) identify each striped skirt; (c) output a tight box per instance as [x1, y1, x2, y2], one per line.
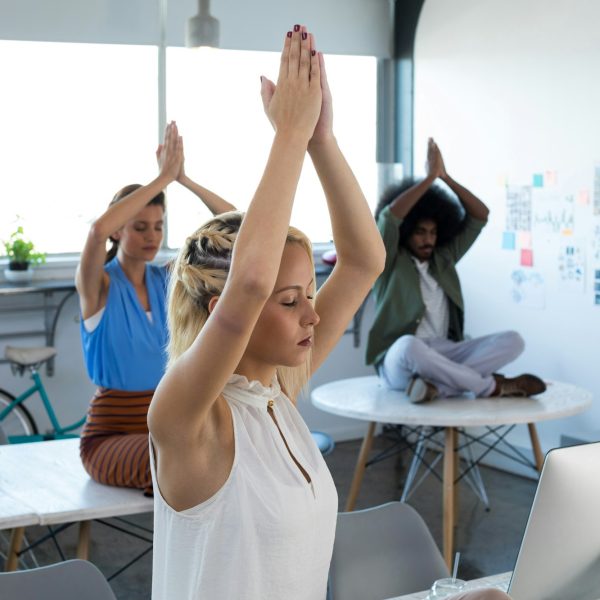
[79, 388, 154, 496]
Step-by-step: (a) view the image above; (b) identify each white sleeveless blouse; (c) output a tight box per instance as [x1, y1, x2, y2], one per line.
[150, 374, 339, 600]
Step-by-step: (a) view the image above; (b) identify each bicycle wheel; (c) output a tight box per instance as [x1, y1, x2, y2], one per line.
[0, 388, 38, 442]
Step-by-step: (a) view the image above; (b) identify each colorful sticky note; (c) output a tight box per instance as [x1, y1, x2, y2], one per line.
[577, 189, 590, 206]
[518, 231, 532, 249]
[520, 248, 534, 267]
[532, 173, 544, 188]
[502, 231, 516, 250]
[545, 170, 558, 185]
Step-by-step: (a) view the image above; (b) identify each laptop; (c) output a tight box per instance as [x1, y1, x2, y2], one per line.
[508, 441, 600, 600]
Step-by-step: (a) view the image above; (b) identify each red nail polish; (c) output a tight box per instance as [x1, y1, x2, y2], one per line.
[294, 24, 300, 32]
[311, 50, 316, 56]
[302, 32, 307, 40]
[287, 31, 292, 38]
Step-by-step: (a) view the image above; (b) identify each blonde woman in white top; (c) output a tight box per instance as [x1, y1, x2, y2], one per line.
[148, 24, 384, 599]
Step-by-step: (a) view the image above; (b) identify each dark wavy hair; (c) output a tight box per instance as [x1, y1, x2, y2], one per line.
[374, 177, 465, 247]
[105, 184, 166, 263]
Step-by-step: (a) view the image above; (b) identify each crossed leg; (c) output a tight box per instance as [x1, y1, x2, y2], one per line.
[379, 331, 524, 397]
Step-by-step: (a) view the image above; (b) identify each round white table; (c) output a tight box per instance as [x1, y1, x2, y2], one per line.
[311, 376, 592, 567]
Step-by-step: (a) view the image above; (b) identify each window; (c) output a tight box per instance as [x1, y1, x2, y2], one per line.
[0, 41, 157, 254]
[166, 48, 377, 246]
[0, 42, 376, 255]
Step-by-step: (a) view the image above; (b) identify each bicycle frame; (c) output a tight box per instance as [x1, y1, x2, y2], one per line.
[0, 370, 86, 442]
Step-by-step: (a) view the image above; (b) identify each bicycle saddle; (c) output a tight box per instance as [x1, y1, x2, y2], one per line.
[4, 346, 57, 367]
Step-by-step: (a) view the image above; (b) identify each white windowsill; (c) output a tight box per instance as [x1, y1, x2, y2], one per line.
[0, 242, 335, 283]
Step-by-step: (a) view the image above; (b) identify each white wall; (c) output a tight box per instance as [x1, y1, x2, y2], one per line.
[414, 0, 600, 465]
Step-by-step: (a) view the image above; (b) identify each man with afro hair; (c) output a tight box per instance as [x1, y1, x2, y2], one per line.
[367, 138, 545, 403]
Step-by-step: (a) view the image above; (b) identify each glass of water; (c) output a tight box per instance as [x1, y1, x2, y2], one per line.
[428, 577, 467, 598]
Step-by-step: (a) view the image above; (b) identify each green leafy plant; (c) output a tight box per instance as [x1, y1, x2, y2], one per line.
[3, 226, 46, 270]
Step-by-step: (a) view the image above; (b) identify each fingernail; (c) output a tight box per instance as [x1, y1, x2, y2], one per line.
[311, 50, 316, 56]
[302, 32, 307, 40]
[287, 31, 292, 38]
[294, 24, 300, 32]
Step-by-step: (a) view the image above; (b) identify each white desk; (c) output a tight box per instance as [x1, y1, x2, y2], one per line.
[312, 376, 592, 567]
[0, 439, 153, 570]
[387, 571, 511, 599]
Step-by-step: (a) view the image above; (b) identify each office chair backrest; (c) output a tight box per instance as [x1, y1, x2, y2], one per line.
[329, 501, 449, 600]
[0, 559, 117, 600]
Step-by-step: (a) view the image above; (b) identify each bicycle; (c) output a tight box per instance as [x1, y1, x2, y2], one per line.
[0, 345, 86, 443]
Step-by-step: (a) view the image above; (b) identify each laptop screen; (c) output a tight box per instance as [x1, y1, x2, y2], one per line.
[508, 441, 600, 600]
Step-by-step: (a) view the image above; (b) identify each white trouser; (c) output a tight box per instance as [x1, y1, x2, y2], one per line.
[379, 331, 525, 398]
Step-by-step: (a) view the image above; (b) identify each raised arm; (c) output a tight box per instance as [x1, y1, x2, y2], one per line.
[439, 163, 489, 223]
[429, 138, 489, 221]
[388, 138, 489, 222]
[388, 137, 445, 219]
[149, 28, 321, 443]
[305, 49, 385, 372]
[76, 122, 182, 319]
[157, 132, 237, 215]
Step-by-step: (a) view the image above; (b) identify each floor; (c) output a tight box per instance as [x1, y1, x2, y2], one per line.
[1, 432, 538, 599]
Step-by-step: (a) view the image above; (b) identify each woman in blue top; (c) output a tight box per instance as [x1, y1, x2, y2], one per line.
[77, 122, 235, 495]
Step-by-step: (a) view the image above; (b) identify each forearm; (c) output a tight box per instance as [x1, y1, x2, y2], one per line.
[179, 174, 237, 215]
[441, 174, 489, 221]
[389, 175, 436, 219]
[94, 174, 171, 238]
[230, 131, 308, 290]
[309, 138, 385, 273]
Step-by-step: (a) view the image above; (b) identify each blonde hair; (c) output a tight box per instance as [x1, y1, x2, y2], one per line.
[167, 210, 315, 399]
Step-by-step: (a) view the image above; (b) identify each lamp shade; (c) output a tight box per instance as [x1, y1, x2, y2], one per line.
[186, 0, 219, 48]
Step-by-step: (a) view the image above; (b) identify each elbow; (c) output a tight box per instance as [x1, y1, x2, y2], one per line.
[374, 240, 387, 276]
[89, 219, 112, 245]
[228, 272, 274, 302]
[340, 238, 386, 283]
[364, 239, 386, 280]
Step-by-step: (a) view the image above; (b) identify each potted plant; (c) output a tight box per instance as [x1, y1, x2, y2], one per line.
[3, 225, 46, 282]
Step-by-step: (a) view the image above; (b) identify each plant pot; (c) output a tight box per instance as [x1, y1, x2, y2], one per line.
[4, 266, 33, 283]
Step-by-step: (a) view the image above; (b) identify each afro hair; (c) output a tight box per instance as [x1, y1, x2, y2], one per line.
[374, 177, 466, 247]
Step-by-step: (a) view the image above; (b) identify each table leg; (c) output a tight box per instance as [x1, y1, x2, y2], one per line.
[527, 423, 544, 472]
[443, 427, 457, 569]
[5, 527, 25, 571]
[77, 520, 91, 560]
[453, 434, 460, 524]
[345, 421, 376, 511]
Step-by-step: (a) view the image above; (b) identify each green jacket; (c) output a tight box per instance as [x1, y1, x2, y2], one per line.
[365, 205, 486, 367]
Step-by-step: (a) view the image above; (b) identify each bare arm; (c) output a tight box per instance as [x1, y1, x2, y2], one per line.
[389, 138, 489, 222]
[388, 137, 445, 219]
[148, 28, 322, 444]
[157, 133, 237, 215]
[388, 174, 436, 219]
[432, 137, 489, 221]
[178, 174, 237, 215]
[441, 173, 489, 221]
[76, 122, 182, 319]
[305, 51, 385, 373]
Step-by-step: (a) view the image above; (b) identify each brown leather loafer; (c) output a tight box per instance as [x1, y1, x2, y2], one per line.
[499, 373, 547, 397]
